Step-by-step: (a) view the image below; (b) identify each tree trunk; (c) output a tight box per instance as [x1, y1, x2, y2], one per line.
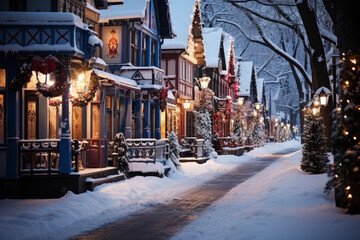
[297, 0, 333, 149]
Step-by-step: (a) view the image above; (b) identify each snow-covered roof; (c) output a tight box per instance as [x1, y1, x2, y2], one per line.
[257, 78, 264, 103]
[203, 27, 223, 68]
[239, 61, 254, 96]
[99, 0, 149, 23]
[0, 12, 84, 28]
[94, 69, 140, 91]
[223, 33, 233, 72]
[162, 0, 198, 50]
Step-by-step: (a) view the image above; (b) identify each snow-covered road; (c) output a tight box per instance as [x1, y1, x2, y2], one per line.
[1, 140, 359, 240]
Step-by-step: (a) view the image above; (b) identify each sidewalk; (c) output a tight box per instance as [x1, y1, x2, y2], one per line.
[73, 147, 300, 240]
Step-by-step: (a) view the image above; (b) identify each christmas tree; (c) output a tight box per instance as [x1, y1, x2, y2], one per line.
[196, 104, 215, 157]
[167, 131, 182, 170]
[228, 41, 236, 86]
[253, 124, 263, 147]
[301, 108, 329, 174]
[232, 118, 243, 145]
[326, 52, 360, 214]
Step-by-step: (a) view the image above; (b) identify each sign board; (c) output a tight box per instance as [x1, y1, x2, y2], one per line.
[120, 67, 163, 86]
[101, 26, 122, 64]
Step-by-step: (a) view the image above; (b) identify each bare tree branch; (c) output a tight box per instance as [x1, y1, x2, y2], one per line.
[228, 0, 298, 7]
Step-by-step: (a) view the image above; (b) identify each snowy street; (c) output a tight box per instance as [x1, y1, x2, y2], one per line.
[1, 140, 359, 240]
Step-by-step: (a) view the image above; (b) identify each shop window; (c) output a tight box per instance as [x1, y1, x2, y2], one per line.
[25, 93, 38, 140]
[72, 106, 82, 141]
[142, 35, 147, 66]
[116, 98, 121, 133]
[0, 69, 5, 143]
[131, 30, 139, 66]
[151, 39, 156, 66]
[106, 96, 112, 140]
[48, 105, 58, 139]
[91, 103, 100, 139]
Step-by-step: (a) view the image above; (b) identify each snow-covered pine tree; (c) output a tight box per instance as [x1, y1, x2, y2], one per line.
[253, 124, 262, 147]
[167, 131, 182, 170]
[279, 124, 286, 142]
[326, 52, 360, 214]
[245, 130, 253, 145]
[232, 118, 243, 145]
[301, 108, 328, 174]
[113, 132, 130, 177]
[196, 105, 215, 157]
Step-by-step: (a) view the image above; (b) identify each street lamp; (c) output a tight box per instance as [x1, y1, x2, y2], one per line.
[255, 102, 262, 111]
[183, 100, 191, 111]
[199, 75, 211, 90]
[237, 97, 244, 106]
[315, 86, 331, 106]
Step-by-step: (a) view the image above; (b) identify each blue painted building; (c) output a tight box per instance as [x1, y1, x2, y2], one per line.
[98, 0, 174, 140]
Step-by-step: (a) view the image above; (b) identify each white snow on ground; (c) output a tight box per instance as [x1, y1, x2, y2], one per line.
[172, 143, 360, 240]
[1, 140, 358, 240]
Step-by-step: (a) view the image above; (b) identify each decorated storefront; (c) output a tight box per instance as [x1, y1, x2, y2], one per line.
[0, 12, 109, 198]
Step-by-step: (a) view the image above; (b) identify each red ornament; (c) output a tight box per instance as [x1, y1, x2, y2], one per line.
[31, 56, 44, 72]
[39, 62, 49, 74]
[45, 56, 58, 73]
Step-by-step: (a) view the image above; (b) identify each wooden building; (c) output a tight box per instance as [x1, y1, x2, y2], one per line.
[161, 0, 205, 139]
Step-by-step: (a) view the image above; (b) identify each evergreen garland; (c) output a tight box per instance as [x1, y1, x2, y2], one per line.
[301, 108, 329, 174]
[325, 52, 360, 214]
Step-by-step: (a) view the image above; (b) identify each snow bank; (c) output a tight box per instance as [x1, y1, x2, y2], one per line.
[172, 145, 360, 240]
[0, 140, 303, 240]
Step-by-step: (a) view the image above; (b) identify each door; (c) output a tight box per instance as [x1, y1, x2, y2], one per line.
[24, 91, 39, 140]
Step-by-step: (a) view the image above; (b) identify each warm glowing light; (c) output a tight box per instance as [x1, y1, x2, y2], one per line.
[199, 76, 211, 89]
[342, 52, 345, 56]
[237, 97, 244, 106]
[335, 174, 338, 178]
[346, 186, 351, 190]
[352, 67, 356, 71]
[345, 80, 350, 85]
[255, 103, 261, 111]
[320, 95, 327, 106]
[345, 131, 349, 135]
[253, 110, 258, 117]
[313, 99, 320, 107]
[347, 99, 350, 103]
[312, 107, 320, 116]
[344, 115, 347, 119]
[183, 100, 190, 110]
[351, 59, 357, 64]
[348, 194, 352, 199]
[354, 136, 357, 140]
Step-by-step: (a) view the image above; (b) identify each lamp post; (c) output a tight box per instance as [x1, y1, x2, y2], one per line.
[199, 75, 211, 105]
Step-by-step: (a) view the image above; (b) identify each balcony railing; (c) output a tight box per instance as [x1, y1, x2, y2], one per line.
[126, 138, 169, 164]
[18, 139, 60, 176]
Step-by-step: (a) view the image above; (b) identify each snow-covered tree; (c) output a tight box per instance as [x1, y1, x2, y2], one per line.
[196, 105, 216, 157]
[252, 124, 263, 147]
[326, 52, 360, 214]
[245, 130, 254, 145]
[232, 118, 244, 145]
[167, 131, 182, 171]
[112, 132, 129, 177]
[301, 108, 328, 174]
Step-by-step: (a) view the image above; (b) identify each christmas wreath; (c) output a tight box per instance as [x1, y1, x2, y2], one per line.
[72, 71, 99, 107]
[33, 55, 68, 98]
[10, 61, 32, 91]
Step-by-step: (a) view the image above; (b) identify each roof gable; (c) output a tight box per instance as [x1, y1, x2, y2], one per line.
[239, 61, 254, 96]
[203, 27, 223, 68]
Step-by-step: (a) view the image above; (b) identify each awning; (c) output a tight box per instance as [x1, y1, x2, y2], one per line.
[94, 69, 140, 91]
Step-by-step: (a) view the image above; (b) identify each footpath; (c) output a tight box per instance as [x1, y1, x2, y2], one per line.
[73, 147, 300, 240]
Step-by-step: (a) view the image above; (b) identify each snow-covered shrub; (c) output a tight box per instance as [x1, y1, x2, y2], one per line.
[167, 131, 182, 171]
[196, 106, 216, 157]
[112, 132, 130, 177]
[301, 109, 328, 174]
[232, 118, 243, 145]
